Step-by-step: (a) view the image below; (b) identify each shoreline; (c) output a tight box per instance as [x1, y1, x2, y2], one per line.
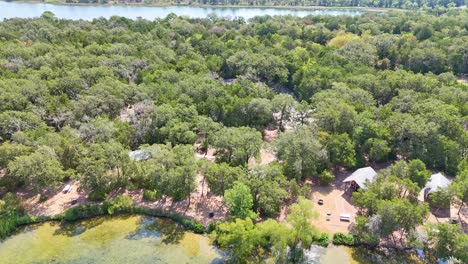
[6, 1, 394, 12]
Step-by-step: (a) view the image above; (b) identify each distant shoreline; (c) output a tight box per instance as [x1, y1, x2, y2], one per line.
[6, 1, 392, 12]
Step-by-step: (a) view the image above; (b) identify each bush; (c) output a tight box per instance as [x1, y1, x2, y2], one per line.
[207, 221, 219, 233]
[299, 185, 310, 197]
[88, 190, 106, 201]
[332, 232, 359, 246]
[39, 194, 48, 203]
[63, 204, 103, 221]
[143, 190, 160, 201]
[103, 195, 133, 215]
[318, 170, 334, 185]
[429, 189, 451, 209]
[313, 232, 330, 247]
[0, 193, 28, 239]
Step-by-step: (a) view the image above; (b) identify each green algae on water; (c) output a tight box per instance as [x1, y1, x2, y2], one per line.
[0, 215, 223, 264]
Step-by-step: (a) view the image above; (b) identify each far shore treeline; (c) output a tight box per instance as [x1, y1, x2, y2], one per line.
[42, 0, 467, 10]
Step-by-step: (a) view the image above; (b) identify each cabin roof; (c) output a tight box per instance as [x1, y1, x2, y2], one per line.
[425, 173, 451, 194]
[343, 166, 377, 190]
[128, 149, 152, 161]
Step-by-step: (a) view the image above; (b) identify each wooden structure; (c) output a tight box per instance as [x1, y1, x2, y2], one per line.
[343, 167, 377, 191]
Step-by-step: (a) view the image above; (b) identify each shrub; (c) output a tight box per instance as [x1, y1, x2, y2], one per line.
[88, 191, 106, 201]
[0, 193, 28, 239]
[332, 232, 359, 246]
[143, 190, 160, 201]
[207, 221, 219, 233]
[313, 232, 330, 247]
[103, 195, 133, 215]
[63, 204, 103, 221]
[39, 194, 48, 203]
[299, 185, 310, 197]
[318, 170, 334, 185]
[429, 189, 451, 209]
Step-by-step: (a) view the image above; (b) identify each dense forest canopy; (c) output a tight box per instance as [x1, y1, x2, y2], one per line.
[0, 7, 467, 263]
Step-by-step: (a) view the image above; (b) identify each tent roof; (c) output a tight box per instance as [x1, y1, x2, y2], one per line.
[343, 166, 377, 189]
[425, 173, 451, 194]
[129, 149, 152, 161]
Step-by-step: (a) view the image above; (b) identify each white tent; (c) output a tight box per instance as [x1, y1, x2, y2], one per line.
[425, 173, 451, 194]
[128, 149, 152, 161]
[343, 167, 377, 190]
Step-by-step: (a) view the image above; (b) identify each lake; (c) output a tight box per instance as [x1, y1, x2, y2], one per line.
[0, 215, 224, 263]
[0, 1, 364, 20]
[0, 215, 420, 263]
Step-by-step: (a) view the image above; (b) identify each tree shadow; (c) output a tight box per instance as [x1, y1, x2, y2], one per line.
[340, 190, 355, 205]
[430, 206, 450, 218]
[146, 218, 185, 245]
[52, 216, 112, 237]
[350, 247, 417, 264]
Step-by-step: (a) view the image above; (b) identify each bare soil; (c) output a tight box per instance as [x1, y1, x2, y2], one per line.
[310, 171, 358, 235]
[109, 174, 228, 226]
[17, 181, 88, 217]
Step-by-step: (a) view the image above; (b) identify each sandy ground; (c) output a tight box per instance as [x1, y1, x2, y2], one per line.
[195, 147, 216, 162]
[18, 143, 226, 225]
[425, 205, 468, 233]
[17, 181, 88, 217]
[421, 191, 468, 233]
[263, 127, 279, 142]
[310, 172, 358, 235]
[19, 174, 227, 227]
[110, 174, 228, 226]
[248, 148, 277, 168]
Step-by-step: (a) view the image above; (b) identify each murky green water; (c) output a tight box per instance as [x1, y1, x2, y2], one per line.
[307, 245, 421, 264]
[0, 215, 223, 264]
[0, 215, 422, 264]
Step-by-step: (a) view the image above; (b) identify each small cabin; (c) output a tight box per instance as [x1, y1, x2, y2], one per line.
[128, 149, 152, 161]
[423, 173, 451, 201]
[343, 167, 377, 191]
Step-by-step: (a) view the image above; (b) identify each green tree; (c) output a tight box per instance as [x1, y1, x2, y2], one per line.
[224, 181, 257, 219]
[0, 111, 43, 140]
[256, 219, 292, 263]
[376, 199, 429, 246]
[246, 98, 274, 129]
[276, 127, 327, 181]
[326, 133, 356, 168]
[77, 141, 131, 196]
[213, 218, 261, 263]
[159, 119, 197, 145]
[428, 188, 452, 209]
[451, 169, 468, 215]
[205, 163, 245, 196]
[0, 143, 31, 168]
[8, 146, 67, 191]
[407, 159, 430, 187]
[272, 94, 297, 132]
[195, 116, 221, 150]
[212, 126, 262, 166]
[425, 223, 468, 262]
[318, 170, 334, 185]
[243, 163, 288, 217]
[287, 197, 319, 249]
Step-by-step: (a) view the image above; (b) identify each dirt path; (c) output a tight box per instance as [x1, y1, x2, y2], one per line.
[309, 171, 358, 235]
[18, 181, 88, 217]
[114, 174, 228, 226]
